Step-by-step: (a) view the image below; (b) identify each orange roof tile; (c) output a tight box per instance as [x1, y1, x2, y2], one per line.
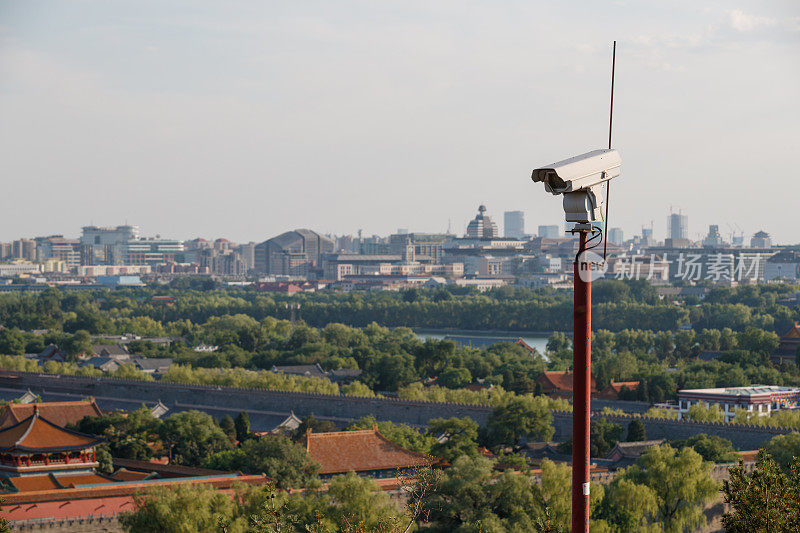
[606, 380, 640, 393]
[736, 450, 759, 463]
[0, 399, 103, 429]
[0, 413, 103, 453]
[305, 429, 436, 475]
[8, 474, 61, 492]
[1, 473, 270, 505]
[111, 469, 153, 482]
[538, 371, 598, 393]
[55, 473, 116, 487]
[784, 323, 800, 339]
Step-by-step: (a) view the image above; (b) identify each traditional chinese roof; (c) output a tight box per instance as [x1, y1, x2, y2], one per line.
[110, 468, 155, 482]
[605, 440, 666, 461]
[537, 371, 598, 394]
[270, 412, 302, 434]
[15, 389, 38, 404]
[10, 472, 120, 491]
[271, 364, 329, 380]
[598, 380, 640, 400]
[0, 412, 103, 453]
[91, 344, 130, 358]
[782, 323, 800, 340]
[0, 399, 103, 430]
[305, 428, 436, 475]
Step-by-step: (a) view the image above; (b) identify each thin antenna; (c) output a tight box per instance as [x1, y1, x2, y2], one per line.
[603, 40, 616, 261]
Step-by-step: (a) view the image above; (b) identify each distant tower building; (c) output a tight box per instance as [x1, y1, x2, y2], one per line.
[12, 239, 36, 261]
[503, 211, 525, 239]
[466, 205, 499, 240]
[538, 225, 561, 239]
[607, 228, 624, 245]
[750, 230, 772, 248]
[668, 213, 688, 241]
[254, 229, 334, 276]
[703, 225, 724, 247]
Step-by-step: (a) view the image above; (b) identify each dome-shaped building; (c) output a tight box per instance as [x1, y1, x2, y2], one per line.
[466, 205, 499, 240]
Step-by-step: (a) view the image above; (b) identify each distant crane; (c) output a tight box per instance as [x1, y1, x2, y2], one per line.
[727, 223, 744, 246]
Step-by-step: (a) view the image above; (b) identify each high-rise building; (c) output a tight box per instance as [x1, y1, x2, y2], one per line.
[750, 230, 772, 248]
[607, 228, 624, 245]
[12, 239, 36, 261]
[34, 236, 82, 268]
[466, 205, 499, 240]
[80, 225, 140, 264]
[503, 211, 525, 239]
[703, 225, 725, 247]
[389, 233, 448, 263]
[116, 238, 184, 265]
[538, 225, 560, 239]
[254, 229, 334, 276]
[668, 213, 688, 241]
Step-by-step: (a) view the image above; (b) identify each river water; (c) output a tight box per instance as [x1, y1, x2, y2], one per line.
[414, 329, 551, 355]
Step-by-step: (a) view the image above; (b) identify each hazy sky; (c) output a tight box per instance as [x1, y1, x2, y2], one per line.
[1, 1, 798, 244]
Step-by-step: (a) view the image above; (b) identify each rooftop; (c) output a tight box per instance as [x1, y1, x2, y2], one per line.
[0, 400, 103, 430]
[679, 385, 800, 396]
[0, 412, 103, 453]
[305, 428, 436, 475]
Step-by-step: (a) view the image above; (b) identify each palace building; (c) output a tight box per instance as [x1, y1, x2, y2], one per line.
[0, 398, 103, 429]
[0, 403, 269, 525]
[305, 427, 437, 479]
[0, 406, 103, 484]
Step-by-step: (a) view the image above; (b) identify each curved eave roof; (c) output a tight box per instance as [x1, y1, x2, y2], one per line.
[0, 414, 104, 453]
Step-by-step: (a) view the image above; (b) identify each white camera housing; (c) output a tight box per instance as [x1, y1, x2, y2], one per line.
[531, 149, 621, 224]
[531, 149, 621, 195]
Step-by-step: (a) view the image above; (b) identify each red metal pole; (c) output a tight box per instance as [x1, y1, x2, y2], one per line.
[572, 231, 591, 532]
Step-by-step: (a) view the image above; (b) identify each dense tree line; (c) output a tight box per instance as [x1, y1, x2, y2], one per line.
[0, 281, 798, 407]
[0, 281, 796, 338]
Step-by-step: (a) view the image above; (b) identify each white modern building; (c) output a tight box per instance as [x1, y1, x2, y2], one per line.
[677, 385, 800, 422]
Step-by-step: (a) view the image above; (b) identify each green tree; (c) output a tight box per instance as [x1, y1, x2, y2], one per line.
[292, 415, 338, 441]
[234, 411, 250, 442]
[203, 436, 320, 489]
[437, 367, 472, 389]
[622, 444, 717, 533]
[71, 407, 161, 461]
[722, 452, 800, 532]
[119, 483, 236, 533]
[415, 455, 605, 532]
[319, 472, 409, 531]
[160, 410, 233, 466]
[0, 498, 9, 533]
[219, 415, 236, 443]
[626, 419, 647, 442]
[482, 396, 554, 447]
[762, 432, 800, 472]
[590, 417, 623, 457]
[346, 416, 435, 454]
[675, 433, 739, 463]
[62, 329, 93, 358]
[427, 417, 480, 462]
[685, 402, 724, 422]
[0, 328, 25, 355]
[596, 476, 659, 531]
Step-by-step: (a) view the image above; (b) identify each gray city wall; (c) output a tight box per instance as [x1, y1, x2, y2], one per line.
[0, 371, 793, 450]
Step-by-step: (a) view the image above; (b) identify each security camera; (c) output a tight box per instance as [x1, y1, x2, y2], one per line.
[531, 149, 621, 223]
[531, 149, 621, 194]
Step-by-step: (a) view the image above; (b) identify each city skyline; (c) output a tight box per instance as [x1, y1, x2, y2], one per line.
[0, 205, 786, 246]
[0, 1, 798, 243]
